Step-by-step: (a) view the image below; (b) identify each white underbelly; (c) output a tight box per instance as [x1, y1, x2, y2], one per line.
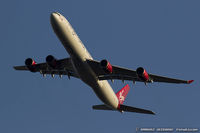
[72, 58, 119, 109]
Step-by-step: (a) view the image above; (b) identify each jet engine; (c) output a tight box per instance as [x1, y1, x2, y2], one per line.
[46, 55, 57, 68]
[25, 58, 37, 72]
[100, 59, 113, 74]
[136, 67, 149, 82]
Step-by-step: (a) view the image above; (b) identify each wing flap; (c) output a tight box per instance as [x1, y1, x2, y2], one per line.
[98, 75, 138, 81]
[41, 70, 79, 78]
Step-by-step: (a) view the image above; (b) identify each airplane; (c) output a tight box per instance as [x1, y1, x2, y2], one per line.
[13, 12, 194, 115]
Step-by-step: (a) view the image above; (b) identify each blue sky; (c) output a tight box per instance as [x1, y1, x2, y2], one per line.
[0, 0, 199, 132]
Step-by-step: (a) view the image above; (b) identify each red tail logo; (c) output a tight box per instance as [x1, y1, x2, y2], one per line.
[116, 84, 130, 104]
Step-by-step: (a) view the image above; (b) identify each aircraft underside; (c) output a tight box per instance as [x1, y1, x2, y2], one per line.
[13, 12, 193, 115]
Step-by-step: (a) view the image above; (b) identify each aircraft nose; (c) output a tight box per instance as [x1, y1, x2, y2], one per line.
[50, 12, 63, 32]
[50, 12, 62, 26]
[51, 12, 61, 17]
[51, 12, 60, 20]
[51, 12, 63, 21]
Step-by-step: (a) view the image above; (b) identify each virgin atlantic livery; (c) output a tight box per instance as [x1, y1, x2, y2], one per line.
[14, 12, 194, 115]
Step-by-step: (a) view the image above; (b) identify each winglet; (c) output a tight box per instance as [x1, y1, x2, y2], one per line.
[187, 80, 194, 84]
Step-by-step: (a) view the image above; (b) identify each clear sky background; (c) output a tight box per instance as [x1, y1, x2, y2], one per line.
[0, 0, 199, 132]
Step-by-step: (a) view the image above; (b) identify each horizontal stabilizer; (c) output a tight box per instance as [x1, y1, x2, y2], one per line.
[119, 104, 155, 115]
[92, 104, 155, 115]
[92, 104, 113, 110]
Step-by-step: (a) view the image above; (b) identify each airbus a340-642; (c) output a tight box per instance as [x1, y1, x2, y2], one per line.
[14, 12, 194, 115]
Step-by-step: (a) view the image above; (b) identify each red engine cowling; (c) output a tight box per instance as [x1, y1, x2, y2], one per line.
[100, 59, 113, 74]
[136, 67, 149, 81]
[46, 55, 57, 68]
[25, 58, 37, 72]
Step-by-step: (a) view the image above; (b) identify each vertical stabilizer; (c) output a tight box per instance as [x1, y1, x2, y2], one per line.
[116, 84, 130, 104]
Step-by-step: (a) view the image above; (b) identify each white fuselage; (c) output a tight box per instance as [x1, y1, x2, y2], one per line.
[50, 12, 119, 109]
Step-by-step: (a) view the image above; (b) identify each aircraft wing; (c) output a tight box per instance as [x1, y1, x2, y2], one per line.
[14, 58, 79, 78]
[87, 59, 193, 84]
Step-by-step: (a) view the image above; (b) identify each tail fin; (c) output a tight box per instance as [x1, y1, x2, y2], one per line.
[116, 84, 130, 104]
